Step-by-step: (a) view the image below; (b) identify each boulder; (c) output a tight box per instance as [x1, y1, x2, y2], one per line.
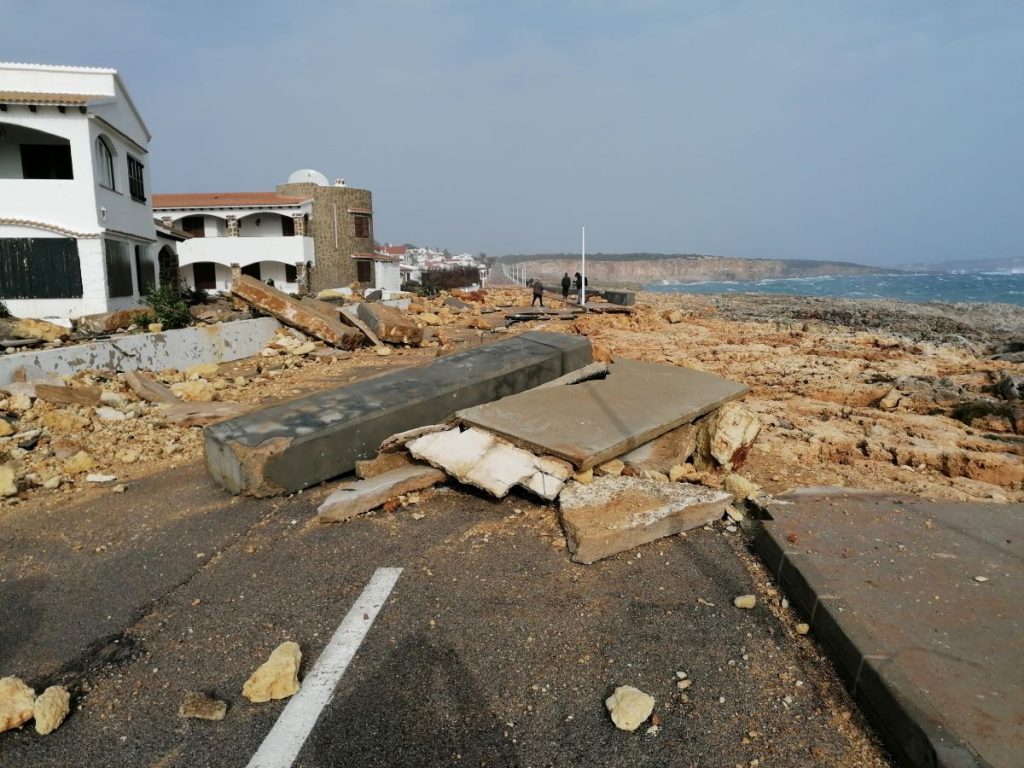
[242, 641, 302, 703]
[171, 380, 217, 402]
[605, 685, 655, 732]
[356, 303, 423, 345]
[33, 685, 70, 735]
[0, 677, 35, 733]
[694, 403, 761, 471]
[75, 308, 146, 334]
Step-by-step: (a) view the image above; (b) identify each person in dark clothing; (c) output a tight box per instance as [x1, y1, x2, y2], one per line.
[531, 279, 545, 307]
[573, 272, 583, 303]
[560, 272, 571, 300]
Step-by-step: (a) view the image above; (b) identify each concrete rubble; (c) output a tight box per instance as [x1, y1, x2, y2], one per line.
[356, 302, 423, 346]
[317, 464, 447, 522]
[559, 476, 732, 563]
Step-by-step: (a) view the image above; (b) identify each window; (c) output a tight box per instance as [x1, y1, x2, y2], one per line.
[134, 245, 157, 294]
[282, 216, 295, 237]
[20, 144, 73, 179]
[193, 262, 217, 290]
[95, 137, 115, 189]
[241, 263, 261, 279]
[285, 264, 298, 283]
[104, 239, 135, 297]
[180, 216, 205, 238]
[127, 155, 145, 202]
[353, 213, 371, 239]
[356, 259, 373, 283]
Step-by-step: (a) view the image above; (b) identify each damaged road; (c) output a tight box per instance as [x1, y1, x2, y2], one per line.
[0, 456, 891, 767]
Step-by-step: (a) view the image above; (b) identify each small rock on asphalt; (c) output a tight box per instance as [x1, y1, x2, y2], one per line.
[242, 641, 302, 703]
[179, 691, 228, 721]
[733, 594, 757, 609]
[605, 685, 656, 732]
[33, 685, 70, 735]
[0, 676, 36, 733]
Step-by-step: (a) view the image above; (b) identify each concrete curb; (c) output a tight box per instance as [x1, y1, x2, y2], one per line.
[752, 522, 990, 768]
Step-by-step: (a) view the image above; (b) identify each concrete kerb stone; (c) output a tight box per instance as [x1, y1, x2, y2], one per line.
[857, 657, 985, 768]
[204, 332, 593, 496]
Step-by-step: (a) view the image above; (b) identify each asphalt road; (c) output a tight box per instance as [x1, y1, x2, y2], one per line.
[1, 461, 891, 767]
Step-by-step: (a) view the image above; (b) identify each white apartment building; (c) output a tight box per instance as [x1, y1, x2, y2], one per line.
[153, 190, 315, 294]
[0, 62, 161, 318]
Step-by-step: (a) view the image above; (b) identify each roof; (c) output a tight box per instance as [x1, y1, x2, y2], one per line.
[0, 91, 95, 105]
[152, 192, 310, 210]
[380, 245, 408, 256]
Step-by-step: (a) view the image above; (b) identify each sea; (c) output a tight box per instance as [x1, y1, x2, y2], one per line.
[645, 271, 1024, 306]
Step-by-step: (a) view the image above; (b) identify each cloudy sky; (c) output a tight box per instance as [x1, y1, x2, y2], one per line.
[4, 1, 1022, 265]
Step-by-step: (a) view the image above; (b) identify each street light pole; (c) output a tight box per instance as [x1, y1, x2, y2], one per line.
[581, 225, 586, 308]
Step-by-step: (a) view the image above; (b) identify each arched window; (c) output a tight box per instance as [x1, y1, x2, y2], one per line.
[95, 136, 115, 190]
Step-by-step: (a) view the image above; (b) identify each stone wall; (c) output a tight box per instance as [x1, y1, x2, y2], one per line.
[277, 183, 374, 293]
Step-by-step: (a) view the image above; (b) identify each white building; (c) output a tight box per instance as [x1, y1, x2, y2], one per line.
[0, 62, 160, 319]
[152, 192, 315, 294]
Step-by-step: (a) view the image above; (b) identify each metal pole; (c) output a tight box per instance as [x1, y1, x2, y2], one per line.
[581, 225, 586, 307]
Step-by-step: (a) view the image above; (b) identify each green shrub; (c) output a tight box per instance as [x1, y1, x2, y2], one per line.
[142, 283, 192, 330]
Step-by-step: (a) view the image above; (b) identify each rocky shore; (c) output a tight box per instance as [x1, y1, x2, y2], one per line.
[2, 288, 1021, 506]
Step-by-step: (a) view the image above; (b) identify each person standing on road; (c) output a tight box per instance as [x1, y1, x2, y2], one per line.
[573, 272, 582, 303]
[532, 279, 545, 307]
[560, 272, 571, 300]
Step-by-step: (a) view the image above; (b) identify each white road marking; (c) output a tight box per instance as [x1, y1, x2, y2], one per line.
[245, 567, 403, 768]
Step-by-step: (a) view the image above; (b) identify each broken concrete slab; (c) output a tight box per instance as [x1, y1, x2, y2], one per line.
[355, 451, 415, 479]
[161, 401, 248, 426]
[533, 362, 608, 390]
[407, 427, 573, 500]
[337, 306, 384, 347]
[379, 424, 449, 454]
[34, 383, 102, 407]
[457, 360, 748, 470]
[317, 464, 446, 522]
[619, 422, 698, 474]
[124, 370, 179, 404]
[231, 275, 365, 350]
[559, 476, 732, 564]
[355, 303, 422, 346]
[205, 332, 592, 495]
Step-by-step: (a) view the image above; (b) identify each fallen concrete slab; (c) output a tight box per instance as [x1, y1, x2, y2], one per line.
[407, 426, 573, 500]
[230, 275, 364, 349]
[355, 303, 423, 345]
[457, 359, 748, 469]
[34, 383, 102, 407]
[337, 306, 384, 347]
[161, 401, 249, 426]
[124, 371, 179, 404]
[559, 476, 732, 564]
[204, 332, 592, 495]
[0, 318, 281, 386]
[317, 464, 446, 522]
[618, 422, 699, 474]
[754, 489, 1023, 768]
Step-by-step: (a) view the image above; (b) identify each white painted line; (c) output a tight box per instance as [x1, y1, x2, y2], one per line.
[245, 567, 403, 768]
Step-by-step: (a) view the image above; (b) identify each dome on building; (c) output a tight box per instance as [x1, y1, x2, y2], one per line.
[287, 168, 330, 186]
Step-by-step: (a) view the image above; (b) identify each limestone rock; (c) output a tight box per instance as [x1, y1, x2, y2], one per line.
[354, 451, 415, 479]
[418, 312, 442, 326]
[596, 458, 625, 477]
[665, 310, 683, 324]
[95, 406, 129, 421]
[0, 676, 35, 733]
[148, 323, 164, 333]
[605, 685, 655, 732]
[178, 691, 227, 721]
[559, 476, 732, 564]
[877, 387, 902, 410]
[723, 473, 759, 500]
[733, 594, 756, 609]
[573, 468, 594, 484]
[171, 380, 217, 402]
[33, 685, 70, 735]
[11, 317, 70, 342]
[694, 404, 761, 471]
[0, 464, 17, 497]
[41, 410, 90, 433]
[242, 641, 302, 703]
[35, 383, 102, 406]
[63, 450, 95, 475]
[186, 362, 220, 379]
[0, 420, 14, 437]
[795, 623, 810, 635]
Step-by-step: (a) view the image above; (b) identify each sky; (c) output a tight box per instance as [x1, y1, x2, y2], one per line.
[3, 1, 1022, 266]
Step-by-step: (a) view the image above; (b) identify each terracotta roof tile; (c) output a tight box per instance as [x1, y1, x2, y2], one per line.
[0, 91, 94, 105]
[152, 192, 309, 209]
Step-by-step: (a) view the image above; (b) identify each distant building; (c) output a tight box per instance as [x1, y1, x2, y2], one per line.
[155, 170, 399, 294]
[0, 62, 159, 318]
